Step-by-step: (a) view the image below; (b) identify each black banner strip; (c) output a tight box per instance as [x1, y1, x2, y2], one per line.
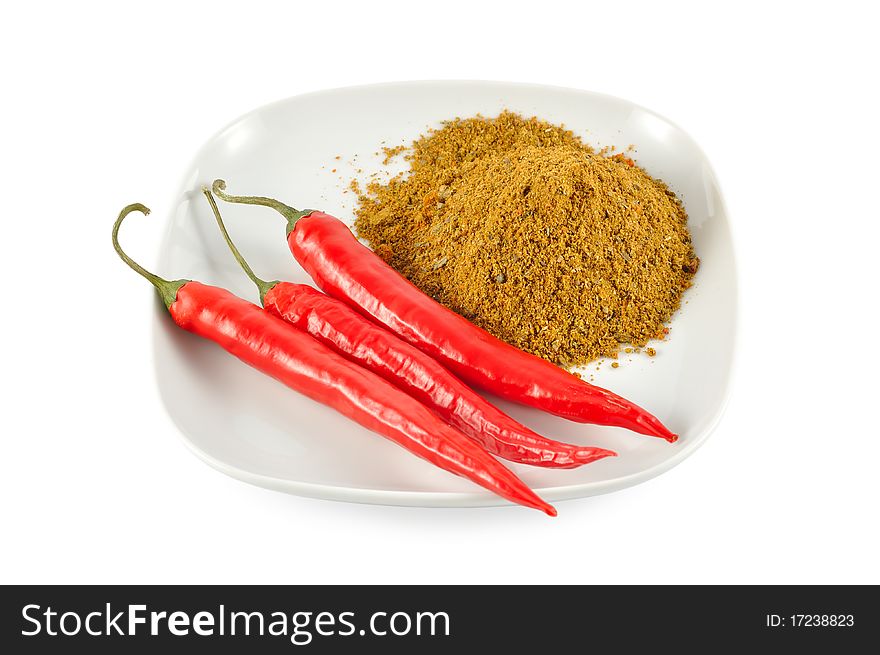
[1, 585, 876, 652]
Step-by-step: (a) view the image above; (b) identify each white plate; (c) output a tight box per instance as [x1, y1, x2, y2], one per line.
[154, 81, 737, 509]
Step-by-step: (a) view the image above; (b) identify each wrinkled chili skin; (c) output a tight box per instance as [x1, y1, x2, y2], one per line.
[288, 213, 676, 443]
[168, 281, 555, 514]
[263, 282, 616, 468]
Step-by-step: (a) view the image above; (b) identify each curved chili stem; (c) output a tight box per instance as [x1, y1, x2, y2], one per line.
[112, 203, 188, 309]
[202, 187, 278, 304]
[212, 179, 315, 236]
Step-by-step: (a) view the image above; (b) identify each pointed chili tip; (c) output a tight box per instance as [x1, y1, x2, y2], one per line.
[650, 424, 676, 442]
[524, 495, 557, 516]
[575, 447, 617, 464]
[632, 413, 678, 443]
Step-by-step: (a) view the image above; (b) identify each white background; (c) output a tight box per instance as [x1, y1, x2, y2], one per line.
[2, 1, 878, 584]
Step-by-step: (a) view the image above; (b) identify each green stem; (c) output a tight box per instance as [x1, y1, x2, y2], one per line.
[211, 179, 315, 236]
[112, 203, 188, 309]
[202, 187, 278, 304]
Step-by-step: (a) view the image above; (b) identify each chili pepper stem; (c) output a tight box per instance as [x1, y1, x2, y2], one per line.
[112, 204, 188, 309]
[212, 179, 315, 236]
[202, 187, 278, 304]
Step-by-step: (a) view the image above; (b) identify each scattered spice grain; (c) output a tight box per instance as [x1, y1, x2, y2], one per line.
[382, 145, 407, 165]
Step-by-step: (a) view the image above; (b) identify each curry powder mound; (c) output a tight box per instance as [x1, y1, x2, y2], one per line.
[353, 112, 699, 367]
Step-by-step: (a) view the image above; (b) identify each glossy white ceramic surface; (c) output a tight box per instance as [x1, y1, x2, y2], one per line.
[153, 81, 737, 507]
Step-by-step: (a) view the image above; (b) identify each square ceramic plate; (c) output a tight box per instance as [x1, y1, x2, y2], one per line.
[153, 81, 737, 508]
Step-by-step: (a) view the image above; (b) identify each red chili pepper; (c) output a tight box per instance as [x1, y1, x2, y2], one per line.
[113, 203, 556, 515]
[212, 181, 678, 442]
[205, 190, 616, 468]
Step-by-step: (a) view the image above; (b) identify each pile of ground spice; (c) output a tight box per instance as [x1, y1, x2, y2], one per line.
[353, 111, 698, 367]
